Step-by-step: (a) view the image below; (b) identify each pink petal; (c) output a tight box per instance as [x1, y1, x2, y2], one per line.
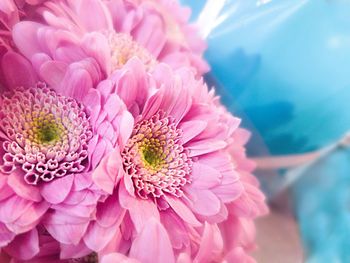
[7, 202, 49, 234]
[0, 195, 32, 224]
[40, 174, 74, 204]
[164, 195, 201, 227]
[187, 139, 227, 157]
[44, 212, 89, 245]
[129, 218, 175, 263]
[4, 228, 39, 260]
[82, 32, 111, 75]
[101, 253, 139, 263]
[96, 193, 125, 228]
[7, 170, 42, 202]
[83, 222, 118, 252]
[76, 0, 113, 31]
[12, 21, 43, 59]
[39, 61, 68, 88]
[160, 212, 190, 250]
[185, 189, 221, 217]
[194, 223, 223, 263]
[119, 181, 159, 233]
[60, 239, 91, 259]
[92, 150, 122, 194]
[191, 162, 221, 189]
[59, 63, 95, 101]
[0, 223, 15, 247]
[178, 120, 207, 144]
[2, 51, 38, 89]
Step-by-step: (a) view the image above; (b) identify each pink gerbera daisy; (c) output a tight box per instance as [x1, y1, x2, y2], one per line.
[0, 51, 133, 261]
[42, 58, 266, 262]
[9, 0, 208, 99]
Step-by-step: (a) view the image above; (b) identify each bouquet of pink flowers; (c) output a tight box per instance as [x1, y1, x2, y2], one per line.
[0, 1, 268, 262]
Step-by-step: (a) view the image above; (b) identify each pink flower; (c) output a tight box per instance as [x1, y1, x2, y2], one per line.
[0, 51, 133, 261]
[42, 58, 265, 262]
[10, 0, 208, 98]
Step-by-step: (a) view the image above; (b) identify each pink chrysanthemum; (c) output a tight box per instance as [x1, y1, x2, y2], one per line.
[39, 58, 266, 262]
[0, 52, 133, 261]
[9, 0, 208, 98]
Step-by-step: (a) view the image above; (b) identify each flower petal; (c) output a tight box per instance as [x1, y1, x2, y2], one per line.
[40, 174, 74, 204]
[4, 228, 39, 260]
[129, 218, 175, 263]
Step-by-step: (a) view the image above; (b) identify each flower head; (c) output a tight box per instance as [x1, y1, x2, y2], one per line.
[0, 85, 92, 185]
[122, 112, 192, 200]
[0, 52, 133, 261]
[58, 58, 266, 262]
[9, 0, 208, 99]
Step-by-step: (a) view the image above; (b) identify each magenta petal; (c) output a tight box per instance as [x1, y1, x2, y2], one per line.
[164, 195, 201, 227]
[4, 228, 39, 260]
[40, 174, 74, 204]
[0, 223, 15, 247]
[60, 239, 92, 259]
[7, 170, 42, 202]
[2, 51, 38, 89]
[129, 218, 175, 263]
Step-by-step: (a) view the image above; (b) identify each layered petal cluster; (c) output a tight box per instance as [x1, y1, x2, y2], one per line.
[42, 58, 266, 262]
[0, 52, 133, 261]
[9, 0, 207, 100]
[0, 1, 268, 262]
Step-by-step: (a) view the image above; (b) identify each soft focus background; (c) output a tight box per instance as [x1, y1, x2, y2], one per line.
[182, 0, 350, 262]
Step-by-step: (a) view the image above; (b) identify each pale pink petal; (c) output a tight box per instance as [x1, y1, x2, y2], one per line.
[178, 120, 207, 144]
[82, 32, 111, 74]
[119, 181, 159, 233]
[164, 195, 201, 227]
[191, 162, 221, 189]
[185, 189, 221, 217]
[43, 212, 89, 245]
[12, 21, 43, 58]
[129, 218, 175, 263]
[83, 222, 118, 252]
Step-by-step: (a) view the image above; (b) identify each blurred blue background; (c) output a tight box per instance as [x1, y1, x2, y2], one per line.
[183, 0, 350, 156]
[182, 0, 350, 262]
